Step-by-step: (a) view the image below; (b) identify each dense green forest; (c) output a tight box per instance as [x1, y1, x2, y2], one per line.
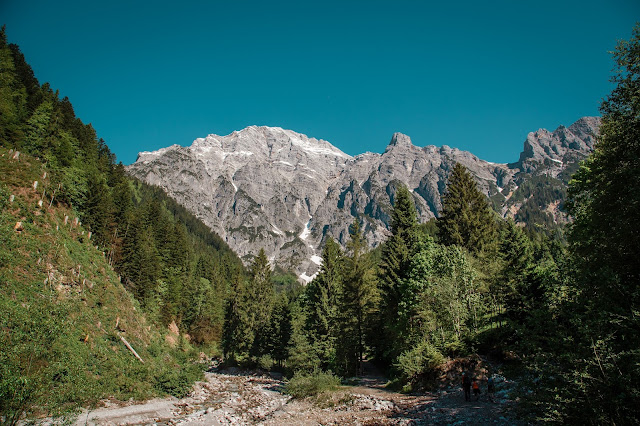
[2, 23, 639, 424]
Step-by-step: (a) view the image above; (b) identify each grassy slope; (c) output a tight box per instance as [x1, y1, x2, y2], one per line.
[0, 147, 201, 422]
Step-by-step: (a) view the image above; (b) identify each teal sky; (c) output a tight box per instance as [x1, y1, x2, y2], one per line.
[2, 1, 638, 165]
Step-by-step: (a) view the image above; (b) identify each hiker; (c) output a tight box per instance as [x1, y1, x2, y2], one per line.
[462, 372, 471, 401]
[487, 375, 495, 402]
[472, 378, 480, 401]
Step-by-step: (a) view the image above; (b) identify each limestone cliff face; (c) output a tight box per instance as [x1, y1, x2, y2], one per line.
[516, 116, 600, 174]
[127, 118, 600, 282]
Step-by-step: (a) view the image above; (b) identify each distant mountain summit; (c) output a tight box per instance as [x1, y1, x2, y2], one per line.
[127, 118, 600, 282]
[516, 116, 600, 172]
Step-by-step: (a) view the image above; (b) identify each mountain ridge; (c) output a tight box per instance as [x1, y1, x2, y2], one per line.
[127, 117, 600, 282]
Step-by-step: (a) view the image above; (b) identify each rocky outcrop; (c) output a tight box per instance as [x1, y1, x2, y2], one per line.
[127, 118, 600, 282]
[515, 116, 600, 174]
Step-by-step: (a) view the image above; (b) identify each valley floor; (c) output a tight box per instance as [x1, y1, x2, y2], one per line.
[71, 367, 521, 425]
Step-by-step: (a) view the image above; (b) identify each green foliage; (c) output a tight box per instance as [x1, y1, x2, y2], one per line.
[438, 163, 497, 253]
[247, 249, 275, 357]
[286, 301, 321, 373]
[285, 370, 341, 399]
[555, 24, 640, 423]
[0, 148, 205, 420]
[377, 184, 419, 364]
[508, 174, 568, 235]
[1, 28, 243, 351]
[222, 273, 253, 362]
[304, 237, 343, 369]
[222, 250, 288, 368]
[395, 341, 445, 381]
[335, 218, 379, 376]
[155, 362, 203, 398]
[401, 240, 480, 356]
[264, 293, 292, 367]
[272, 271, 303, 295]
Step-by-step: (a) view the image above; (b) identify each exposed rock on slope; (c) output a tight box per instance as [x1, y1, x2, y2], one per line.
[515, 116, 600, 174]
[127, 118, 600, 281]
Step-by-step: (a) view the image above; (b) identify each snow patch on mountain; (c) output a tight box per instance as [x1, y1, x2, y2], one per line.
[299, 220, 312, 240]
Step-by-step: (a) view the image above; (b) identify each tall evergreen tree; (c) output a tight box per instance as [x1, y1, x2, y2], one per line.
[222, 273, 252, 362]
[498, 220, 534, 323]
[0, 26, 27, 146]
[337, 218, 379, 376]
[83, 173, 114, 248]
[377, 184, 419, 363]
[265, 293, 292, 368]
[24, 100, 53, 154]
[304, 236, 344, 369]
[247, 248, 275, 357]
[438, 163, 497, 253]
[130, 227, 161, 306]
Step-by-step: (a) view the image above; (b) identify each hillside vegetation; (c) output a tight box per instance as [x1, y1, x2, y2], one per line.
[1, 25, 246, 423]
[0, 148, 203, 422]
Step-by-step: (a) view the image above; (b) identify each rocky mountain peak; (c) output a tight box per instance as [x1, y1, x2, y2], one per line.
[516, 117, 600, 172]
[385, 132, 413, 152]
[568, 116, 601, 143]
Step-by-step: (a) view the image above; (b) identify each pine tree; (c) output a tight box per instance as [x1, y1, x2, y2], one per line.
[24, 101, 53, 154]
[337, 218, 379, 376]
[265, 293, 292, 368]
[438, 163, 497, 253]
[498, 220, 534, 323]
[0, 27, 27, 147]
[377, 184, 419, 363]
[304, 236, 343, 369]
[223, 272, 253, 363]
[83, 173, 114, 248]
[246, 248, 275, 357]
[286, 301, 320, 373]
[130, 227, 161, 306]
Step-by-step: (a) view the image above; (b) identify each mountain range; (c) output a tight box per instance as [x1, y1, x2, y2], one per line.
[126, 117, 600, 282]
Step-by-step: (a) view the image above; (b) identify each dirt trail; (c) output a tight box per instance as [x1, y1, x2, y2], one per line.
[73, 366, 520, 425]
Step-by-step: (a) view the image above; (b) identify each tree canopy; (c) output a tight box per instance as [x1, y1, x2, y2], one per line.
[438, 163, 497, 253]
[563, 23, 640, 423]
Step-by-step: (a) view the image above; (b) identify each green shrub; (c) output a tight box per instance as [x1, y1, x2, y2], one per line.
[395, 342, 445, 380]
[285, 370, 341, 399]
[258, 354, 274, 371]
[155, 365, 200, 398]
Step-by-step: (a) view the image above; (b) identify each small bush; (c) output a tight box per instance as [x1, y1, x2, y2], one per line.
[155, 364, 202, 398]
[285, 370, 341, 399]
[258, 355, 274, 371]
[395, 342, 445, 380]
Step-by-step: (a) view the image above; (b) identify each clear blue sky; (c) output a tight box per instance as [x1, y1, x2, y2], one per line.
[2, 1, 638, 165]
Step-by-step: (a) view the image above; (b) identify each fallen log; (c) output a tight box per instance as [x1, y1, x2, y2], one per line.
[120, 336, 144, 363]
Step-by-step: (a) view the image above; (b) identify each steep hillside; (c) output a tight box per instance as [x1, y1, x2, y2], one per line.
[0, 148, 202, 422]
[0, 27, 245, 352]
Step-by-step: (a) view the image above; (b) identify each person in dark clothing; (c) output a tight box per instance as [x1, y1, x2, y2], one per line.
[462, 372, 471, 401]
